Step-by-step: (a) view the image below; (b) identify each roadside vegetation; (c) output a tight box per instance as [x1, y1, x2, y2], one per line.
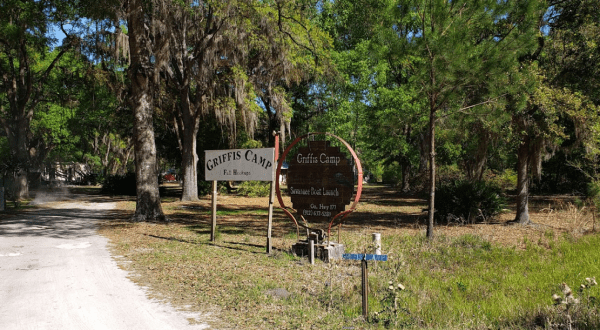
[97, 184, 600, 329]
[2, 0, 600, 327]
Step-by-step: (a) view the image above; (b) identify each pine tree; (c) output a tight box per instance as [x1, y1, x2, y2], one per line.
[380, 0, 543, 237]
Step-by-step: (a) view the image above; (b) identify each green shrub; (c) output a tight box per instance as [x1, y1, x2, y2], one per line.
[236, 181, 271, 197]
[381, 161, 400, 184]
[435, 179, 506, 224]
[487, 168, 518, 191]
[197, 180, 212, 196]
[101, 173, 137, 196]
[586, 180, 600, 208]
[197, 180, 229, 196]
[437, 164, 464, 183]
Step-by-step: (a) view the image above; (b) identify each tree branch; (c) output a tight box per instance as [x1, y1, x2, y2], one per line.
[277, 3, 318, 60]
[438, 94, 506, 119]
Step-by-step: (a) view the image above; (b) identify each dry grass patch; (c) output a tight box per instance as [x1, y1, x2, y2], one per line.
[97, 185, 600, 329]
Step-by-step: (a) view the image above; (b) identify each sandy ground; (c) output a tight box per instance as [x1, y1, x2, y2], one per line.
[0, 199, 210, 330]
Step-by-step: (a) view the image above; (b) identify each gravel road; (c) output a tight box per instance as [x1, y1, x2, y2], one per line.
[0, 199, 210, 330]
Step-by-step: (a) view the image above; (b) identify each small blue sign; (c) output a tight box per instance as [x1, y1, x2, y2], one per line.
[342, 254, 388, 261]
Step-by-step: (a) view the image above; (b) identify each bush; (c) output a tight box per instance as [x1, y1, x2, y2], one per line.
[487, 168, 518, 192]
[382, 162, 401, 184]
[236, 181, 271, 197]
[437, 164, 464, 184]
[101, 173, 137, 196]
[586, 180, 600, 208]
[197, 180, 229, 196]
[79, 173, 99, 186]
[435, 179, 506, 224]
[197, 180, 212, 196]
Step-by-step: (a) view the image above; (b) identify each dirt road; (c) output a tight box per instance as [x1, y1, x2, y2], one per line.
[0, 200, 209, 330]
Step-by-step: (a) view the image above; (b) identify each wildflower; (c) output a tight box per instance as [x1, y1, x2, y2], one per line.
[552, 294, 562, 304]
[561, 283, 572, 297]
[566, 295, 579, 304]
[585, 277, 598, 286]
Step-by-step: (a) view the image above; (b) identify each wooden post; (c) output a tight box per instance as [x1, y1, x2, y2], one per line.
[309, 238, 315, 265]
[211, 180, 217, 242]
[362, 259, 369, 318]
[373, 233, 381, 255]
[266, 132, 279, 254]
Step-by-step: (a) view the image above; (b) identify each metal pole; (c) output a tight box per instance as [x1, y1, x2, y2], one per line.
[267, 180, 274, 253]
[211, 180, 217, 242]
[266, 132, 279, 254]
[362, 259, 369, 318]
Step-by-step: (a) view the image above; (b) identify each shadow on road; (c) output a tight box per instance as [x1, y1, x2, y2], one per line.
[0, 201, 125, 240]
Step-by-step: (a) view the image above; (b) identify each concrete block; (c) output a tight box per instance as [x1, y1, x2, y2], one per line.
[291, 240, 345, 262]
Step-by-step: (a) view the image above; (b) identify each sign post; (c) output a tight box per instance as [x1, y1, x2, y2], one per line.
[267, 181, 274, 253]
[343, 253, 388, 318]
[211, 180, 217, 242]
[205, 148, 275, 246]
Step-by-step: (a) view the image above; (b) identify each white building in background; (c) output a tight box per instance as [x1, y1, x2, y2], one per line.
[40, 162, 92, 184]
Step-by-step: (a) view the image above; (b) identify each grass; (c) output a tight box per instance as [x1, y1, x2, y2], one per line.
[364, 234, 600, 329]
[94, 185, 600, 329]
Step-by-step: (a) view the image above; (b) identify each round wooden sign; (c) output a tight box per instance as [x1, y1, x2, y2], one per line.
[287, 140, 354, 222]
[276, 133, 363, 232]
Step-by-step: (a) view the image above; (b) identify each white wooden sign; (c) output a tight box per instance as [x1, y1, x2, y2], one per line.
[205, 148, 275, 181]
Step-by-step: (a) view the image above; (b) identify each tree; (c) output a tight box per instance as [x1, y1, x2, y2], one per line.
[161, 0, 330, 201]
[31, 50, 86, 168]
[0, 0, 79, 199]
[244, 0, 332, 147]
[126, 0, 168, 221]
[70, 66, 134, 176]
[162, 1, 261, 201]
[510, 0, 600, 224]
[377, 0, 542, 237]
[315, 0, 419, 187]
[545, 0, 600, 105]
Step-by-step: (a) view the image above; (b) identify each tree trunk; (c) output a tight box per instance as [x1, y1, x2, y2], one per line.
[279, 120, 286, 149]
[263, 96, 276, 146]
[2, 96, 32, 201]
[401, 160, 411, 192]
[10, 120, 30, 200]
[426, 109, 436, 239]
[418, 131, 429, 174]
[180, 93, 200, 201]
[473, 130, 489, 181]
[129, 0, 166, 222]
[401, 124, 412, 191]
[514, 135, 531, 224]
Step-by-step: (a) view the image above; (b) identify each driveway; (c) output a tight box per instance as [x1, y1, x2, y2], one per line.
[0, 199, 210, 330]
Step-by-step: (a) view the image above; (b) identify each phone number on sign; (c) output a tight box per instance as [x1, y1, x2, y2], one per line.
[302, 209, 332, 217]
